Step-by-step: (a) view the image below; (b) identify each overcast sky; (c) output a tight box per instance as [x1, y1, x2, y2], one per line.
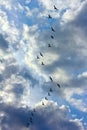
[0, 0, 87, 130]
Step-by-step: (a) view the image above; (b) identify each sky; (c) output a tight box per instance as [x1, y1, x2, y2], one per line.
[0, 0, 87, 130]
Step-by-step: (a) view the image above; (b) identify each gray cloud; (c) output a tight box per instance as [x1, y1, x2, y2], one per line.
[0, 102, 84, 130]
[0, 0, 87, 129]
[0, 34, 9, 51]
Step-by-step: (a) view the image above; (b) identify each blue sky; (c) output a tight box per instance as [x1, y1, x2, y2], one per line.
[0, 0, 87, 130]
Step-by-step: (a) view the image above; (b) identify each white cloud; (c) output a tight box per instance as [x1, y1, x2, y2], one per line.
[38, 0, 87, 23]
[0, 0, 12, 10]
[0, 1, 87, 128]
[78, 71, 87, 78]
[25, 0, 31, 4]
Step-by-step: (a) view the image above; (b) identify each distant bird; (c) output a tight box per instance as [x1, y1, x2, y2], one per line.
[31, 112, 34, 116]
[41, 62, 44, 65]
[48, 44, 51, 47]
[51, 27, 55, 32]
[48, 14, 52, 19]
[45, 97, 48, 100]
[37, 56, 40, 59]
[49, 76, 53, 82]
[51, 35, 54, 39]
[26, 122, 30, 127]
[33, 108, 36, 112]
[54, 5, 58, 10]
[30, 117, 32, 121]
[40, 52, 43, 57]
[48, 92, 50, 96]
[42, 102, 45, 105]
[57, 83, 60, 88]
[30, 120, 33, 123]
[49, 88, 53, 92]
[29, 117, 33, 123]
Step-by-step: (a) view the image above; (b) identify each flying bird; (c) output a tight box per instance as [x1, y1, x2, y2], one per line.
[45, 97, 48, 100]
[30, 117, 32, 121]
[51, 27, 55, 32]
[31, 112, 34, 116]
[51, 35, 54, 39]
[26, 122, 30, 127]
[57, 83, 60, 88]
[48, 14, 52, 19]
[48, 44, 51, 47]
[30, 120, 33, 123]
[40, 52, 43, 57]
[48, 92, 50, 96]
[41, 62, 44, 65]
[37, 56, 40, 59]
[29, 117, 33, 123]
[54, 5, 58, 10]
[42, 102, 45, 105]
[33, 108, 36, 112]
[49, 88, 53, 92]
[49, 76, 53, 82]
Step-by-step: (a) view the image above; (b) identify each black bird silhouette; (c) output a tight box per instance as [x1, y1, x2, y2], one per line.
[26, 122, 30, 127]
[49, 76, 53, 82]
[30, 120, 33, 123]
[57, 83, 60, 88]
[49, 88, 53, 92]
[48, 92, 50, 96]
[37, 56, 40, 59]
[51, 27, 55, 32]
[30, 117, 32, 121]
[41, 62, 44, 65]
[51, 35, 54, 39]
[54, 5, 58, 10]
[29, 117, 33, 123]
[45, 97, 48, 100]
[33, 108, 36, 112]
[42, 102, 45, 105]
[40, 52, 43, 57]
[48, 14, 52, 18]
[48, 44, 51, 47]
[31, 112, 34, 116]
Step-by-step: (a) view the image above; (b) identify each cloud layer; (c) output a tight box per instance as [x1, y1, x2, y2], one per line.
[0, 101, 84, 130]
[0, 0, 87, 129]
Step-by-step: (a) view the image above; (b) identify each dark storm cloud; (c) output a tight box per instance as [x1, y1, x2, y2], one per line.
[0, 102, 83, 130]
[0, 103, 31, 130]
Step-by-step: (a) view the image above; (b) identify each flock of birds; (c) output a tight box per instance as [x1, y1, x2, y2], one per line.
[26, 5, 61, 128]
[0, 4, 61, 129]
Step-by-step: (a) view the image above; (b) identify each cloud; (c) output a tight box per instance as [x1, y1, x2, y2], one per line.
[23, 0, 87, 112]
[0, 101, 84, 130]
[0, 34, 9, 50]
[25, 0, 31, 4]
[78, 71, 87, 78]
[0, 1, 87, 129]
[1, 0, 87, 114]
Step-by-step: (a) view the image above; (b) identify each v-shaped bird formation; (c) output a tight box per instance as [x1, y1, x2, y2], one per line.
[26, 5, 61, 128]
